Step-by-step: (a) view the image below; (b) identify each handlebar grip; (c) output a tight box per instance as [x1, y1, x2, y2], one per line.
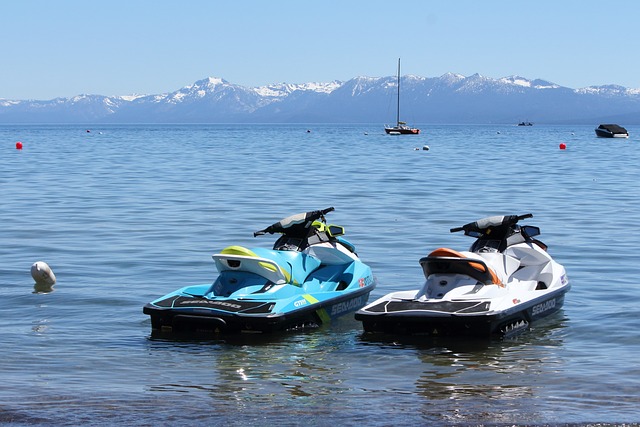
[518, 213, 533, 220]
[322, 207, 335, 214]
[450, 226, 464, 233]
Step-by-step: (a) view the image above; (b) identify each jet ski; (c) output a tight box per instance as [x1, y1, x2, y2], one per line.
[355, 214, 570, 338]
[144, 207, 375, 334]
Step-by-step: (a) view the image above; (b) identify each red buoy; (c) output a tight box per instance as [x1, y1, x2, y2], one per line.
[559, 143, 566, 150]
[16, 141, 23, 150]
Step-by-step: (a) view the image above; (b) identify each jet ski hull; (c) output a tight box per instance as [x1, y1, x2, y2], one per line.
[356, 287, 569, 338]
[145, 285, 373, 334]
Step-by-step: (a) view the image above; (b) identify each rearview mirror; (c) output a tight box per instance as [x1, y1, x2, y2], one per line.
[522, 225, 540, 238]
[327, 224, 345, 237]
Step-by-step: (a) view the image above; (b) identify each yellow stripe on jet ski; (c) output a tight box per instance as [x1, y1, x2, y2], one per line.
[302, 294, 319, 304]
[302, 294, 331, 324]
[220, 245, 259, 257]
[220, 245, 291, 283]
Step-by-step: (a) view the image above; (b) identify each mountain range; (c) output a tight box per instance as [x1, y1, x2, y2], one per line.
[2, 74, 640, 124]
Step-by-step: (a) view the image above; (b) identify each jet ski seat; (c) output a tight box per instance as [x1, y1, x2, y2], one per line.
[213, 245, 321, 286]
[420, 247, 502, 286]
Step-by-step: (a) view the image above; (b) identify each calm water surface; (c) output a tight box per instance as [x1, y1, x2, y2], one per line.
[1, 124, 639, 425]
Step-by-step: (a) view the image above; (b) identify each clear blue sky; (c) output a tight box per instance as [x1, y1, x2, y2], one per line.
[1, 0, 639, 99]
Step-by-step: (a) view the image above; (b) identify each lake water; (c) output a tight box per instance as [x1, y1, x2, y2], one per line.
[1, 123, 639, 426]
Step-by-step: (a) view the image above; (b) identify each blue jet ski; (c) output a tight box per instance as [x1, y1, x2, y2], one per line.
[144, 207, 376, 334]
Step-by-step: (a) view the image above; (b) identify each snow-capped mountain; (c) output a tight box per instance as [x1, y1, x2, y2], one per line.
[1, 74, 639, 124]
[254, 81, 341, 98]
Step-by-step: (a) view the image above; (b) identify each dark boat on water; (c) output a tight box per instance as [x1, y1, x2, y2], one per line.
[384, 58, 420, 135]
[595, 124, 629, 138]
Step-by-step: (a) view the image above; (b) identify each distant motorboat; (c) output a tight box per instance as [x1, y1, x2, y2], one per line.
[518, 121, 533, 126]
[384, 58, 420, 135]
[595, 124, 629, 138]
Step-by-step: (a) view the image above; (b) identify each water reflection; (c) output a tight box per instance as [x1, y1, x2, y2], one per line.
[33, 281, 55, 294]
[356, 314, 569, 423]
[145, 323, 355, 408]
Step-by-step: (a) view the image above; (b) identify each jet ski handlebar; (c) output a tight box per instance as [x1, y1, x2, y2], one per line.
[450, 213, 533, 234]
[254, 207, 335, 236]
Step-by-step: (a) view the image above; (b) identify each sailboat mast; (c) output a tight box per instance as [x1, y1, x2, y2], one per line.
[396, 58, 401, 126]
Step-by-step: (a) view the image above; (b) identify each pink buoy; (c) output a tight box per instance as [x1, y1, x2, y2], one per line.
[16, 141, 23, 150]
[559, 143, 566, 150]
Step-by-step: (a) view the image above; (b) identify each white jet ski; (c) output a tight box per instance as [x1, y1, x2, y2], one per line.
[355, 214, 570, 338]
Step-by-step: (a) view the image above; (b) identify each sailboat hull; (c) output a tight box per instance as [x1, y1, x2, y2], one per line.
[385, 127, 420, 135]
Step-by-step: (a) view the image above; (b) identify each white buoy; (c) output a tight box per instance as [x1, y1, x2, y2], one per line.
[31, 261, 56, 286]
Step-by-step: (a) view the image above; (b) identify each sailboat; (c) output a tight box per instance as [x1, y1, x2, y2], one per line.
[384, 58, 420, 135]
